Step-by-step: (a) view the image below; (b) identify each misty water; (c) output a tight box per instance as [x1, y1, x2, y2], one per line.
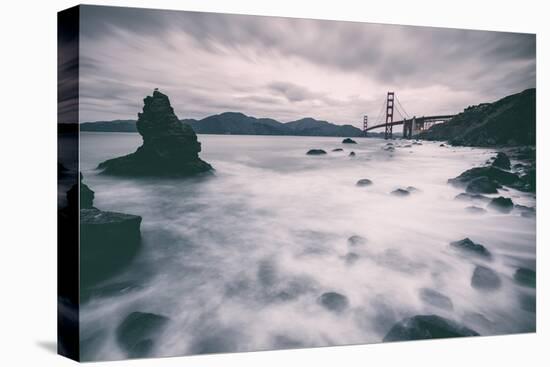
[78, 132, 535, 360]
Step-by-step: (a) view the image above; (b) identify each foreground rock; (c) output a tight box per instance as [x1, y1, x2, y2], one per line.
[67, 172, 95, 209]
[471, 266, 501, 291]
[307, 149, 327, 155]
[466, 176, 499, 194]
[465, 206, 487, 214]
[488, 197, 514, 213]
[342, 138, 357, 144]
[98, 90, 212, 177]
[383, 315, 479, 342]
[391, 188, 410, 197]
[419, 289, 454, 310]
[318, 292, 349, 313]
[449, 166, 520, 188]
[349, 151, 356, 157]
[332, 148, 344, 152]
[491, 152, 511, 170]
[116, 312, 169, 358]
[450, 238, 491, 259]
[514, 268, 536, 288]
[356, 179, 373, 187]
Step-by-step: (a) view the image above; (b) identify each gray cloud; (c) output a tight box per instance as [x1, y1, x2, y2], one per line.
[77, 5, 535, 127]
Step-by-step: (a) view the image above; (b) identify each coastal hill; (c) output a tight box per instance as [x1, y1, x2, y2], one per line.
[81, 112, 365, 137]
[418, 88, 535, 146]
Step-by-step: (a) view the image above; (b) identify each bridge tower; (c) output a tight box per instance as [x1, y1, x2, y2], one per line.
[363, 115, 368, 136]
[384, 92, 395, 139]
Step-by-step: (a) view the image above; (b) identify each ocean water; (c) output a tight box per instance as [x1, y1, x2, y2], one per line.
[78, 132, 536, 360]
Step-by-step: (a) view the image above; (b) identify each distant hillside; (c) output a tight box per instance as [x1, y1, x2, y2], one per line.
[418, 88, 535, 146]
[81, 112, 365, 137]
[80, 120, 137, 132]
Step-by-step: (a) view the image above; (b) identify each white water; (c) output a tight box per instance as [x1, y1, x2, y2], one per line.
[78, 133, 536, 361]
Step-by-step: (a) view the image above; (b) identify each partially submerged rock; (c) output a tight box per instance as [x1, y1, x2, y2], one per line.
[471, 266, 501, 291]
[116, 312, 169, 358]
[491, 152, 511, 170]
[347, 235, 367, 246]
[318, 292, 349, 313]
[391, 188, 410, 197]
[383, 315, 479, 342]
[356, 179, 373, 187]
[514, 268, 536, 288]
[449, 166, 520, 188]
[349, 151, 356, 157]
[419, 288, 454, 310]
[342, 138, 357, 144]
[450, 238, 491, 259]
[454, 193, 491, 203]
[465, 206, 487, 214]
[488, 197, 514, 213]
[306, 149, 327, 155]
[98, 90, 212, 177]
[466, 176, 499, 194]
[332, 148, 344, 152]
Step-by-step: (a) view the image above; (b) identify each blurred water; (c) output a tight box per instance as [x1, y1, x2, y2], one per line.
[78, 132, 536, 360]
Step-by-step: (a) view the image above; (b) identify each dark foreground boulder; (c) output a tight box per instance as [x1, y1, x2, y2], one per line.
[450, 238, 491, 259]
[466, 176, 499, 194]
[356, 179, 373, 186]
[391, 188, 410, 197]
[342, 138, 357, 144]
[449, 166, 520, 188]
[383, 315, 479, 342]
[488, 197, 514, 213]
[116, 312, 169, 358]
[471, 266, 501, 291]
[514, 268, 536, 288]
[98, 90, 212, 177]
[318, 292, 349, 313]
[66, 172, 95, 209]
[491, 152, 511, 170]
[80, 208, 142, 290]
[307, 149, 327, 155]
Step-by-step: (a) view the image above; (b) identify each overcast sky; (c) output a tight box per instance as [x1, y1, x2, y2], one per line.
[78, 5, 535, 128]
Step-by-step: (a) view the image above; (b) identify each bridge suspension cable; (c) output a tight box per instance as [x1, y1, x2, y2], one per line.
[395, 95, 410, 119]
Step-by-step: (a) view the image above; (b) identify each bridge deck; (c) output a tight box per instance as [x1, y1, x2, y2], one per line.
[365, 114, 455, 131]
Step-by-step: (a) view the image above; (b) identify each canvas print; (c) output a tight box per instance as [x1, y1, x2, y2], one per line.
[57, 5, 536, 362]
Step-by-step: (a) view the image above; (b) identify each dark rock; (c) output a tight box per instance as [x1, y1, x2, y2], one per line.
[492, 152, 511, 170]
[318, 292, 349, 313]
[356, 179, 373, 187]
[348, 235, 367, 246]
[520, 168, 536, 192]
[439, 143, 445, 147]
[349, 151, 356, 156]
[465, 206, 487, 214]
[342, 138, 357, 144]
[450, 238, 491, 259]
[306, 149, 327, 155]
[383, 315, 479, 342]
[454, 193, 491, 203]
[519, 294, 536, 313]
[488, 197, 514, 213]
[80, 208, 142, 290]
[66, 172, 95, 209]
[466, 176, 499, 194]
[449, 166, 520, 188]
[419, 289, 453, 310]
[116, 312, 169, 358]
[514, 268, 536, 288]
[391, 188, 410, 197]
[344, 252, 360, 265]
[98, 90, 212, 177]
[332, 148, 344, 152]
[471, 266, 501, 291]
[384, 146, 395, 152]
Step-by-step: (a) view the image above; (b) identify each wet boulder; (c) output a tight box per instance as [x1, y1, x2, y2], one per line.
[491, 152, 511, 170]
[450, 238, 491, 259]
[383, 315, 479, 342]
[342, 138, 357, 144]
[307, 149, 327, 155]
[391, 188, 410, 197]
[466, 176, 499, 194]
[471, 266, 501, 291]
[449, 166, 520, 188]
[465, 206, 487, 214]
[116, 312, 169, 358]
[349, 151, 356, 157]
[488, 197, 514, 213]
[514, 268, 536, 288]
[419, 289, 453, 310]
[332, 148, 344, 152]
[98, 90, 212, 177]
[454, 193, 491, 203]
[356, 179, 373, 187]
[318, 292, 349, 313]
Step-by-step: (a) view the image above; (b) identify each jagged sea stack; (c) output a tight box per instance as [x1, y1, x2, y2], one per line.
[98, 90, 212, 176]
